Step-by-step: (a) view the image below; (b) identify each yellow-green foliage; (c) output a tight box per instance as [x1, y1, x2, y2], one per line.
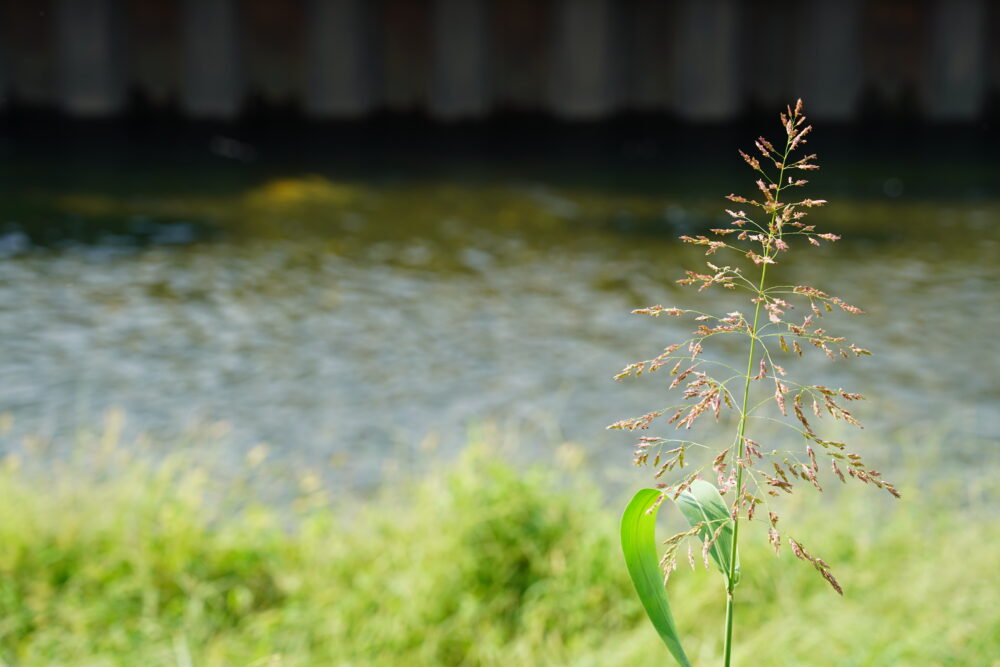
[0, 444, 995, 666]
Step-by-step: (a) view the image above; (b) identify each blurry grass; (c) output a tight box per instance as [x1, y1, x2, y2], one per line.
[0, 429, 996, 666]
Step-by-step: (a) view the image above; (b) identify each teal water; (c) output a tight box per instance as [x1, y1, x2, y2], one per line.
[1, 159, 997, 486]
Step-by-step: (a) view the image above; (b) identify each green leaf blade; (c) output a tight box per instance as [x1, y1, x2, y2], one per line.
[675, 480, 740, 587]
[620, 488, 693, 667]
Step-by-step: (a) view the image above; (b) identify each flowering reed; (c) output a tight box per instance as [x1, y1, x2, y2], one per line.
[613, 101, 899, 666]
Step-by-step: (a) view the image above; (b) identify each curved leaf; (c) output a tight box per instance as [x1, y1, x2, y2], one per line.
[621, 481, 739, 665]
[621, 488, 692, 667]
[675, 480, 740, 586]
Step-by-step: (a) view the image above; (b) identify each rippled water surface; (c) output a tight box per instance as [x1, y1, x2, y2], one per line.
[1, 159, 998, 486]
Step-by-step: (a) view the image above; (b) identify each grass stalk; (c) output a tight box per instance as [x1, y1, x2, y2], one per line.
[615, 102, 901, 665]
[723, 261, 767, 665]
[723, 136, 789, 666]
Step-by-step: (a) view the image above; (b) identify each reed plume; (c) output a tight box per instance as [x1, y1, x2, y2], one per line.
[614, 100, 899, 666]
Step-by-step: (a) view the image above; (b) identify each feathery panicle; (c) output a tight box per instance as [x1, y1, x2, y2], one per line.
[611, 101, 898, 603]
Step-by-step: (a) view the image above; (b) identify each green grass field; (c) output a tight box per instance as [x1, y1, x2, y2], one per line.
[0, 432, 996, 666]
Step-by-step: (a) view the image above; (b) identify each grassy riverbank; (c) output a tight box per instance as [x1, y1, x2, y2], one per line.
[0, 435, 996, 666]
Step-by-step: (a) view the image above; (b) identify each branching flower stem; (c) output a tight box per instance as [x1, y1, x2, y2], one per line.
[614, 102, 895, 666]
[723, 138, 791, 667]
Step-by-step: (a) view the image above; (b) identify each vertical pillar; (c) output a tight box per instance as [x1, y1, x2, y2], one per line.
[244, 0, 303, 106]
[672, 0, 740, 121]
[125, 0, 180, 108]
[55, 0, 125, 116]
[1, 0, 55, 106]
[491, 0, 549, 112]
[0, 35, 6, 110]
[927, 0, 986, 120]
[862, 0, 927, 115]
[793, 0, 862, 121]
[626, 0, 672, 111]
[743, 0, 793, 111]
[181, 0, 241, 119]
[430, 0, 488, 119]
[380, 0, 430, 113]
[548, 0, 618, 119]
[991, 0, 1000, 111]
[306, 0, 374, 117]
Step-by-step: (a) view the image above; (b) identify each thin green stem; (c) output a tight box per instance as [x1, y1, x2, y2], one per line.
[723, 136, 791, 667]
[722, 259, 768, 667]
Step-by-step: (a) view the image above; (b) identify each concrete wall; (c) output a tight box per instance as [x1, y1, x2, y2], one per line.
[0, 0, 996, 122]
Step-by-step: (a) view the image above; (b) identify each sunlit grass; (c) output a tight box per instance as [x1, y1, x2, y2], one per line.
[0, 428, 995, 666]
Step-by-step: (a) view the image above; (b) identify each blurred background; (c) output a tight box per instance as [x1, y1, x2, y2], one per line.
[2, 0, 999, 122]
[1, 0, 997, 483]
[0, 1, 998, 664]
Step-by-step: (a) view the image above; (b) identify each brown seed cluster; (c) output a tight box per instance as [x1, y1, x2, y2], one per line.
[610, 100, 899, 593]
[789, 538, 843, 596]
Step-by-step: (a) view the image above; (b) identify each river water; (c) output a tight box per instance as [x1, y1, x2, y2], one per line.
[1, 153, 997, 488]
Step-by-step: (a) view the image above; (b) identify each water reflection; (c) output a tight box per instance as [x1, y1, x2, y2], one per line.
[1, 173, 997, 487]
